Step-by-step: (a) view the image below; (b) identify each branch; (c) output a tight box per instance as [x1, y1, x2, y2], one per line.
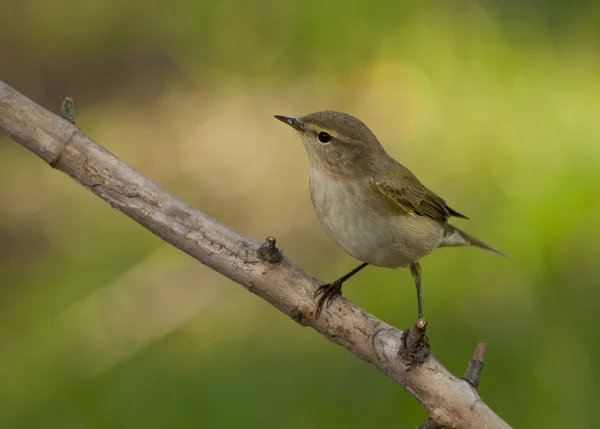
[416, 342, 489, 429]
[0, 81, 512, 429]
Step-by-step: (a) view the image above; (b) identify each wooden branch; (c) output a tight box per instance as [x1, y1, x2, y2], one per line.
[0, 81, 512, 429]
[416, 342, 489, 429]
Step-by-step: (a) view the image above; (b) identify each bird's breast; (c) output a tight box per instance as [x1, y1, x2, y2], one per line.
[309, 168, 443, 268]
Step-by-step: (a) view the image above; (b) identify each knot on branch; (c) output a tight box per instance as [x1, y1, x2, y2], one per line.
[290, 306, 307, 325]
[60, 97, 75, 125]
[399, 318, 430, 366]
[257, 236, 283, 263]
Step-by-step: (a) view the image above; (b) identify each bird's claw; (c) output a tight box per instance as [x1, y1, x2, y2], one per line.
[314, 280, 343, 319]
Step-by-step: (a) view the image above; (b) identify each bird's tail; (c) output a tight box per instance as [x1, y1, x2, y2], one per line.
[440, 225, 509, 258]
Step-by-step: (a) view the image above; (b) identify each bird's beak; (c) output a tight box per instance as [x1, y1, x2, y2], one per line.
[274, 115, 304, 132]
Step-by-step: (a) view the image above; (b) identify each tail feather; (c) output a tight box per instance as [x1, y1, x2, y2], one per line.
[440, 225, 509, 258]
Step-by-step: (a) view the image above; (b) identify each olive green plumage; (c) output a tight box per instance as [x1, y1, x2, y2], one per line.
[275, 110, 506, 319]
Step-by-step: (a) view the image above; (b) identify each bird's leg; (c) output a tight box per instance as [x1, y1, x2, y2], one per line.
[410, 262, 423, 320]
[401, 266, 430, 365]
[314, 262, 369, 318]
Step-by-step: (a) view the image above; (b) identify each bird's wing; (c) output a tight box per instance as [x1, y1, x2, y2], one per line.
[374, 176, 468, 221]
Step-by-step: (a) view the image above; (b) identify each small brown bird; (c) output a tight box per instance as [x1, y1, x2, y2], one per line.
[275, 111, 507, 319]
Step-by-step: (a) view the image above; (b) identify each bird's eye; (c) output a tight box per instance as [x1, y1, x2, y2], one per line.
[317, 132, 332, 143]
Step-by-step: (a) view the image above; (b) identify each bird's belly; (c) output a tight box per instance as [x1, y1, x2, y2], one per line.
[310, 173, 443, 268]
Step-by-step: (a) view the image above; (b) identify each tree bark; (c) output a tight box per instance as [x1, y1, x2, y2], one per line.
[0, 81, 512, 429]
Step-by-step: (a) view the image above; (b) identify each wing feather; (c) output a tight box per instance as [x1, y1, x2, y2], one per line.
[375, 178, 468, 221]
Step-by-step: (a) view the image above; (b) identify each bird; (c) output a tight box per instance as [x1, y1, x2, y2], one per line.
[275, 110, 507, 320]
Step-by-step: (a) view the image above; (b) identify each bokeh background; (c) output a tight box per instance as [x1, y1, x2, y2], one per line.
[2, 1, 600, 427]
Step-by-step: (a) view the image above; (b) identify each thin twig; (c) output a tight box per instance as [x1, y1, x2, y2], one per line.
[464, 343, 487, 388]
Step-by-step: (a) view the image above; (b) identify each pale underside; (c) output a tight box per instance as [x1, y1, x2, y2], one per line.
[309, 168, 445, 268]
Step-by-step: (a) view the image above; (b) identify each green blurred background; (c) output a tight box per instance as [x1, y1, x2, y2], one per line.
[1, 0, 600, 427]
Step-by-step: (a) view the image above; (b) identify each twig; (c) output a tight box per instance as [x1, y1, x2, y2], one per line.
[464, 343, 487, 388]
[0, 81, 512, 429]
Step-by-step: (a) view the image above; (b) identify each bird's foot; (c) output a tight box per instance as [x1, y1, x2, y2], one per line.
[313, 280, 343, 319]
[399, 318, 430, 366]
